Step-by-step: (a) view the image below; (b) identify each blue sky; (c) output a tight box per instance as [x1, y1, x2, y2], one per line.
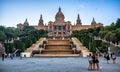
[0, 0, 120, 27]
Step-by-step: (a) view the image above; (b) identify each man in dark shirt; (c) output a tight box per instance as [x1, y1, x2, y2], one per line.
[2, 52, 5, 61]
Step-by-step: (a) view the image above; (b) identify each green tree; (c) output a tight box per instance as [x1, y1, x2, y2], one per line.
[0, 26, 6, 32]
[14, 40, 25, 52]
[116, 28, 120, 44]
[115, 18, 120, 28]
[0, 31, 6, 42]
[4, 43, 14, 53]
[22, 26, 35, 34]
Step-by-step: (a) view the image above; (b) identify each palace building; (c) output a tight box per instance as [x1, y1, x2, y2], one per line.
[17, 7, 103, 37]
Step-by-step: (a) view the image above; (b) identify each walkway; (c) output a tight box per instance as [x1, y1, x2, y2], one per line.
[0, 57, 120, 72]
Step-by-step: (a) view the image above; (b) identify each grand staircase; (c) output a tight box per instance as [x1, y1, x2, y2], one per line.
[42, 40, 73, 54]
[34, 39, 80, 57]
[23, 37, 90, 57]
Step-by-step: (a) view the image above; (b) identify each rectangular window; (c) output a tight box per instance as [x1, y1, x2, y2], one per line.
[63, 26, 66, 31]
[54, 26, 57, 30]
[58, 26, 61, 30]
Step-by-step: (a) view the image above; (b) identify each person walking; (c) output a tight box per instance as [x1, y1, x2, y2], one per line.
[112, 53, 116, 64]
[20, 53, 22, 59]
[10, 53, 14, 60]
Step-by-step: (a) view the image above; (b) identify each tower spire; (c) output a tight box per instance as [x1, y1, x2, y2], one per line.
[59, 7, 61, 12]
[91, 17, 96, 25]
[25, 18, 27, 22]
[93, 17, 95, 22]
[40, 14, 43, 20]
[38, 14, 44, 26]
[76, 14, 82, 26]
[77, 14, 80, 20]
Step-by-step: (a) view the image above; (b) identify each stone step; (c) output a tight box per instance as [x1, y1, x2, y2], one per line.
[43, 50, 73, 51]
[42, 52, 74, 54]
[42, 50, 73, 54]
[47, 40, 70, 45]
[40, 39, 74, 55]
[45, 48, 71, 50]
[45, 45, 71, 50]
[34, 54, 80, 57]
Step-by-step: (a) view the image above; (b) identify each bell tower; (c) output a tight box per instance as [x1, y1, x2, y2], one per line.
[91, 17, 97, 25]
[76, 14, 82, 26]
[38, 14, 44, 26]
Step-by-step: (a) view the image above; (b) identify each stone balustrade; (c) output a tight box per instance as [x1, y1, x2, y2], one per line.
[23, 38, 46, 57]
[72, 37, 91, 57]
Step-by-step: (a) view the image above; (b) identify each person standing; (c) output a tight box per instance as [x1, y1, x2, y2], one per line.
[111, 52, 113, 59]
[106, 54, 110, 64]
[88, 54, 93, 70]
[0, 43, 5, 61]
[2, 52, 5, 61]
[112, 53, 116, 64]
[95, 53, 100, 70]
[92, 54, 96, 70]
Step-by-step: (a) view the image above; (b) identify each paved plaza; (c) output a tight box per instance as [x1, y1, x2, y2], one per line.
[0, 57, 120, 72]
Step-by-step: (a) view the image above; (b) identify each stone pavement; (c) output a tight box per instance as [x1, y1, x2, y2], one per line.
[0, 57, 120, 72]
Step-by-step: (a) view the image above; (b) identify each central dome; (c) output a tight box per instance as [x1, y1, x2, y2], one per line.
[55, 7, 65, 22]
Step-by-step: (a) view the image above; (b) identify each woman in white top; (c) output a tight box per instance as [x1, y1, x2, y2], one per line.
[112, 53, 116, 64]
[88, 54, 93, 70]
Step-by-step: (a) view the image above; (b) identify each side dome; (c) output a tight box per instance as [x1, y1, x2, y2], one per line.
[23, 18, 29, 26]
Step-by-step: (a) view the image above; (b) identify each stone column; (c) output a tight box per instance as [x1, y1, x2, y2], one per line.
[61, 26, 63, 37]
[66, 23, 68, 32]
[57, 26, 58, 36]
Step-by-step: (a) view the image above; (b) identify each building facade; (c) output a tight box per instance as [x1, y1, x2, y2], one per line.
[17, 8, 103, 37]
